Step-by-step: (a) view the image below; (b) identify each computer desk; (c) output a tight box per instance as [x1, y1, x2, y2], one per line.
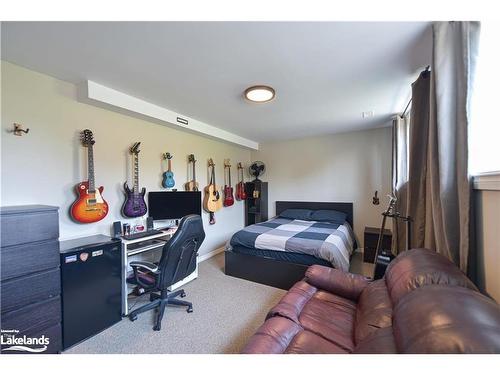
[120, 227, 197, 316]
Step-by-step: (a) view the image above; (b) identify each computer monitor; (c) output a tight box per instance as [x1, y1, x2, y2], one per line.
[148, 191, 202, 220]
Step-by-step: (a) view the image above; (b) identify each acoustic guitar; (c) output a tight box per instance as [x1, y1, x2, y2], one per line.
[185, 154, 199, 191]
[223, 159, 235, 207]
[235, 162, 247, 200]
[162, 152, 175, 189]
[203, 158, 223, 224]
[122, 142, 147, 218]
[70, 129, 109, 223]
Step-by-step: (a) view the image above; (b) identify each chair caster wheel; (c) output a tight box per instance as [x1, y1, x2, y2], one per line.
[153, 325, 161, 331]
[129, 314, 137, 322]
[180, 292, 186, 298]
[187, 306, 193, 313]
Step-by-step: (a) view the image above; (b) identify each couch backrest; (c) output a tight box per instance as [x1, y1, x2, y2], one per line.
[384, 248, 478, 305]
[393, 285, 500, 353]
[354, 279, 393, 345]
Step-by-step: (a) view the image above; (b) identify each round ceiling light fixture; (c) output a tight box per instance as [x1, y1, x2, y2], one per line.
[244, 85, 276, 103]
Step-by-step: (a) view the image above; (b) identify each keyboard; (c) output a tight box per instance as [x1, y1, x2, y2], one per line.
[122, 229, 163, 241]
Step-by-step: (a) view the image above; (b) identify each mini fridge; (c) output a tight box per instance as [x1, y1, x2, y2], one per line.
[60, 235, 122, 350]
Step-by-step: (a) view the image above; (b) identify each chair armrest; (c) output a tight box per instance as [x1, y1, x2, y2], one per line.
[304, 265, 371, 301]
[130, 261, 159, 273]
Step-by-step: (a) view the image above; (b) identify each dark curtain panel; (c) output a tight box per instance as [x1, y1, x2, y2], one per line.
[407, 71, 431, 251]
[406, 22, 480, 273]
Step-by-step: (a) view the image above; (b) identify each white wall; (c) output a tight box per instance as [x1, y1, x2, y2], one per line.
[1, 61, 251, 256]
[474, 186, 500, 302]
[250, 128, 393, 246]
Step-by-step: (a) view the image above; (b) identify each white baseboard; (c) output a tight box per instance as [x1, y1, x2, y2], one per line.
[198, 246, 225, 263]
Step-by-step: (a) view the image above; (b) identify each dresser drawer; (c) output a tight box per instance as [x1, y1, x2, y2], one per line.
[1, 240, 60, 281]
[1, 295, 61, 333]
[0, 322, 62, 354]
[1, 208, 59, 247]
[1, 268, 61, 313]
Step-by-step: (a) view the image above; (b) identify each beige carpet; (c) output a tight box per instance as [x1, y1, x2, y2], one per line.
[65, 252, 286, 354]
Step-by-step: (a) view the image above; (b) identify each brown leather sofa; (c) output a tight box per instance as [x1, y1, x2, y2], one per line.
[242, 248, 500, 354]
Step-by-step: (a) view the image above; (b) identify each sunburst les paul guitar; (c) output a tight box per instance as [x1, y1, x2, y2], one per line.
[70, 129, 109, 223]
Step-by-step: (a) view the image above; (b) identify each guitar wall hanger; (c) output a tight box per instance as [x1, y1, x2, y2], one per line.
[11, 123, 30, 136]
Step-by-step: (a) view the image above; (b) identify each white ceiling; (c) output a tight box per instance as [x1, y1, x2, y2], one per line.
[1, 22, 431, 143]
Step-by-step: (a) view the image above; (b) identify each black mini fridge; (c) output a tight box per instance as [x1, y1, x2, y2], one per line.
[60, 235, 122, 350]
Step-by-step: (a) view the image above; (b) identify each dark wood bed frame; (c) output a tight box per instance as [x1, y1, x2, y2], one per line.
[224, 201, 354, 290]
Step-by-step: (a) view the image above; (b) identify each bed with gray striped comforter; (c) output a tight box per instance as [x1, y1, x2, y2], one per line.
[227, 217, 355, 271]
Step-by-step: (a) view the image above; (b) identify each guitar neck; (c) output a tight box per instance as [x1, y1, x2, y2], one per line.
[192, 161, 196, 182]
[133, 153, 139, 192]
[88, 144, 96, 193]
[228, 167, 231, 186]
[168, 158, 172, 172]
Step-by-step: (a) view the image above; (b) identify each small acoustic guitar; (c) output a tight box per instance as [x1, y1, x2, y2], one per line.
[223, 159, 235, 207]
[235, 162, 247, 200]
[122, 142, 147, 218]
[203, 158, 223, 224]
[71, 129, 109, 223]
[162, 152, 175, 189]
[185, 154, 199, 191]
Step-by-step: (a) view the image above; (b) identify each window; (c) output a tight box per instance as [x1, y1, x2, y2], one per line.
[469, 21, 500, 175]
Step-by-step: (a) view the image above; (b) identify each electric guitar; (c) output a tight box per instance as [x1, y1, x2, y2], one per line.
[185, 154, 199, 191]
[203, 158, 223, 224]
[122, 142, 147, 218]
[71, 129, 109, 223]
[223, 159, 235, 207]
[235, 162, 247, 200]
[162, 152, 175, 189]
[373, 195, 397, 279]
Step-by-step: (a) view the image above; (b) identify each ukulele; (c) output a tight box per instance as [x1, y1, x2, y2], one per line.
[122, 142, 147, 218]
[162, 152, 175, 189]
[203, 158, 223, 224]
[71, 129, 109, 223]
[223, 159, 235, 207]
[235, 162, 247, 200]
[185, 154, 199, 191]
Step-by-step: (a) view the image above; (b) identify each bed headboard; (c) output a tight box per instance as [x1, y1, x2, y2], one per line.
[275, 201, 354, 227]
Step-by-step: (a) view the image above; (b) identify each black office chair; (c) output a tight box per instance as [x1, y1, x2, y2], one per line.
[127, 214, 205, 331]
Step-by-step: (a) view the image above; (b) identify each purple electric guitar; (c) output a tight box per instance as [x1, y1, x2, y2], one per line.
[122, 142, 147, 218]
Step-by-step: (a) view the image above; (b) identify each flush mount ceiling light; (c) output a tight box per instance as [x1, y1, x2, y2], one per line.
[244, 85, 276, 103]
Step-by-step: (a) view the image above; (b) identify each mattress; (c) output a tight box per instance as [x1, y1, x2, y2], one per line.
[228, 217, 355, 271]
[230, 245, 332, 267]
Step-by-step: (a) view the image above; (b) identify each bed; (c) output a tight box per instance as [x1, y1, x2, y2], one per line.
[224, 201, 356, 290]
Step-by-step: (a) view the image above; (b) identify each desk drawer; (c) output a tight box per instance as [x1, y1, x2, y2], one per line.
[1, 210, 59, 247]
[1, 240, 60, 281]
[1, 268, 60, 313]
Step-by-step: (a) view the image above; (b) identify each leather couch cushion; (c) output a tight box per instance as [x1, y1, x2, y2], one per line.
[267, 280, 357, 352]
[354, 279, 393, 344]
[385, 248, 478, 305]
[353, 327, 397, 354]
[393, 285, 500, 353]
[242, 317, 348, 354]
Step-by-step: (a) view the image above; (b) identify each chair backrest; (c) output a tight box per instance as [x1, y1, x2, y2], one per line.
[157, 214, 205, 289]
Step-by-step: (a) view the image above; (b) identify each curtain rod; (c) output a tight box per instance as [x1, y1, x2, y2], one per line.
[400, 65, 430, 118]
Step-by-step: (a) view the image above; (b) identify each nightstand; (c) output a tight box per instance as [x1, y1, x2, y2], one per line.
[364, 226, 392, 263]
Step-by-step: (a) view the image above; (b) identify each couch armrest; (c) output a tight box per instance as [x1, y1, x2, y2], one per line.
[305, 265, 371, 301]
